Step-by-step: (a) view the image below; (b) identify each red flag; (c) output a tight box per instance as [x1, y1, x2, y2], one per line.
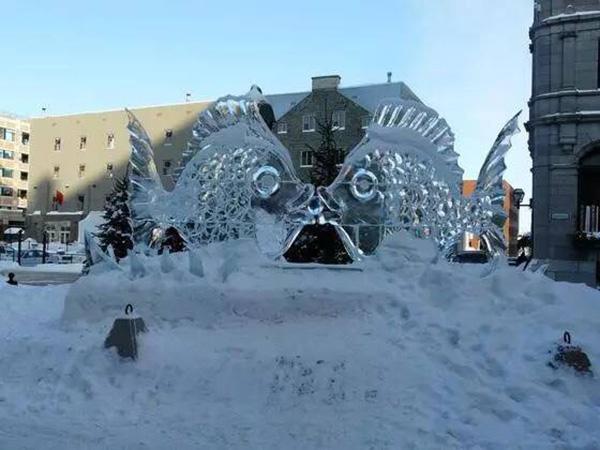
[55, 190, 64, 205]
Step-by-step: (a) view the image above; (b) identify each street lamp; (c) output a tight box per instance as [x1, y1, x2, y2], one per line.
[513, 188, 533, 209]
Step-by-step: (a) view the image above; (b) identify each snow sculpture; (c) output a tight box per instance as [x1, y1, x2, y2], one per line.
[127, 88, 520, 261]
[321, 100, 521, 259]
[127, 86, 315, 259]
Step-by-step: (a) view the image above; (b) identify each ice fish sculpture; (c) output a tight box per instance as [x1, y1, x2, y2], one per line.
[319, 99, 521, 260]
[127, 86, 315, 259]
[127, 87, 519, 261]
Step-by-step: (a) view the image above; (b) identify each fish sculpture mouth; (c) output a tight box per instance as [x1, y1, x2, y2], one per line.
[126, 87, 521, 262]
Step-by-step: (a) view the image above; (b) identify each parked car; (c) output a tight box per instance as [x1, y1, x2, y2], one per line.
[451, 250, 490, 264]
[19, 249, 50, 266]
[49, 251, 75, 264]
[0, 245, 16, 261]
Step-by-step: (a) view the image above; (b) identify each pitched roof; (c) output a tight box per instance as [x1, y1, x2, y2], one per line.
[265, 81, 422, 120]
[340, 82, 422, 113]
[265, 92, 310, 120]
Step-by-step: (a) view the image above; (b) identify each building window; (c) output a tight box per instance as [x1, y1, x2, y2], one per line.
[59, 224, 70, 244]
[332, 110, 346, 130]
[302, 114, 316, 132]
[1, 128, 15, 142]
[162, 160, 172, 176]
[21, 153, 28, 164]
[277, 122, 288, 134]
[1, 168, 13, 178]
[78, 164, 86, 178]
[106, 163, 114, 178]
[165, 129, 173, 145]
[0, 187, 13, 196]
[336, 148, 346, 165]
[54, 137, 61, 151]
[361, 116, 371, 129]
[107, 133, 115, 149]
[21, 132, 29, 145]
[18, 189, 27, 199]
[20, 171, 28, 181]
[48, 222, 71, 244]
[1, 150, 14, 160]
[53, 166, 60, 179]
[80, 136, 87, 150]
[300, 150, 314, 167]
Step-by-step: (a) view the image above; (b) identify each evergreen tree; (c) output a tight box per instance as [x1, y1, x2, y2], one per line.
[96, 174, 133, 262]
[284, 115, 351, 264]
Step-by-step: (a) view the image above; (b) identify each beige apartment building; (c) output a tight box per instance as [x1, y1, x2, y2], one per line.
[28, 101, 211, 242]
[0, 113, 30, 235]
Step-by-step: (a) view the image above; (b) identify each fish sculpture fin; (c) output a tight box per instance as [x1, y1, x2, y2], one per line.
[172, 85, 288, 183]
[473, 111, 522, 255]
[126, 109, 167, 248]
[83, 230, 123, 271]
[366, 98, 464, 190]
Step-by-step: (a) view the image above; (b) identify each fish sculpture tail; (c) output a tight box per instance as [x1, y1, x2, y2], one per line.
[126, 109, 166, 248]
[469, 111, 522, 256]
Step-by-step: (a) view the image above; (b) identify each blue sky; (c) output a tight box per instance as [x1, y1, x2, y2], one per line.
[2, 0, 533, 231]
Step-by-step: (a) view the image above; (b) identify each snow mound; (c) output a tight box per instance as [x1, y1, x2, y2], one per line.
[2, 233, 600, 449]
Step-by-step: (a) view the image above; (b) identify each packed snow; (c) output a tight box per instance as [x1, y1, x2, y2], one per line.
[1, 232, 599, 449]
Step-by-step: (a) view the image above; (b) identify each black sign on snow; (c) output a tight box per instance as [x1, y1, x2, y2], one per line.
[104, 304, 147, 360]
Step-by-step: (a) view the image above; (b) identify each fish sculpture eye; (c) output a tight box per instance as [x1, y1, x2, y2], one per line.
[350, 169, 379, 202]
[252, 165, 281, 199]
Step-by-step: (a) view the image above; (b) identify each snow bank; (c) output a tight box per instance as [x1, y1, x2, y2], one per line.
[0, 260, 18, 271]
[2, 233, 600, 449]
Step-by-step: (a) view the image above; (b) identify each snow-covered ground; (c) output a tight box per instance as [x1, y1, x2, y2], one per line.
[1, 233, 599, 449]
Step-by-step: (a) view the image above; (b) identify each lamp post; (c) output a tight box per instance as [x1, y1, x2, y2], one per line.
[513, 188, 533, 209]
[42, 230, 48, 264]
[17, 229, 23, 265]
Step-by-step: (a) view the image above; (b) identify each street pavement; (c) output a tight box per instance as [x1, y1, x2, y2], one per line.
[0, 268, 81, 286]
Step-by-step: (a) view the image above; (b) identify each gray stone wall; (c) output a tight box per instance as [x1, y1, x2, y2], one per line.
[274, 87, 370, 182]
[529, 0, 600, 285]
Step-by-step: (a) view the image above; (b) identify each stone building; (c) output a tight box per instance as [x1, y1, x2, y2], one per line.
[272, 75, 422, 181]
[0, 113, 30, 235]
[528, 0, 600, 284]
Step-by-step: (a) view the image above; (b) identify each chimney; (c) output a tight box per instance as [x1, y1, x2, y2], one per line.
[387, 72, 392, 83]
[312, 75, 341, 91]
